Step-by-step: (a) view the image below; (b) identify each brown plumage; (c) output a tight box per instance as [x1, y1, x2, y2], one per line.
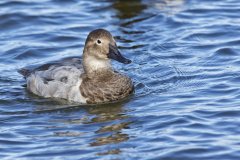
[79, 29, 134, 104]
[80, 70, 134, 104]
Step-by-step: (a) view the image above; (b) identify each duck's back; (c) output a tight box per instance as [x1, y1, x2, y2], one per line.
[20, 58, 87, 103]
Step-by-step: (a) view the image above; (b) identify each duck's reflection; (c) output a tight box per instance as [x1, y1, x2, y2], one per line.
[44, 102, 132, 156]
[85, 103, 131, 149]
[86, 103, 132, 156]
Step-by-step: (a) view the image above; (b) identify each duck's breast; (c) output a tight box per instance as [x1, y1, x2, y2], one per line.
[80, 72, 133, 104]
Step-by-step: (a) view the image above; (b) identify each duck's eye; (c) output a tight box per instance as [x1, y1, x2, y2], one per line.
[97, 39, 101, 44]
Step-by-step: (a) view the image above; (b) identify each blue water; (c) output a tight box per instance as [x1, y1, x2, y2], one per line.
[1, 0, 240, 159]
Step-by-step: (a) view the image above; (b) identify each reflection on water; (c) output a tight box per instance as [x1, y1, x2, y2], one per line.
[151, 0, 185, 15]
[91, 132, 129, 147]
[97, 149, 121, 156]
[87, 104, 131, 155]
[112, 0, 147, 19]
[48, 103, 131, 156]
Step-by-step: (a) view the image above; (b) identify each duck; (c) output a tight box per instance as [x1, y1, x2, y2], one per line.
[18, 29, 134, 104]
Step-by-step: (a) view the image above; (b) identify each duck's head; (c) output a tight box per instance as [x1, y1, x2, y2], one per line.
[83, 29, 131, 74]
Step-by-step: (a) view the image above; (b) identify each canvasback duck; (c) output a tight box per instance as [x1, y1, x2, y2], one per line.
[19, 29, 134, 104]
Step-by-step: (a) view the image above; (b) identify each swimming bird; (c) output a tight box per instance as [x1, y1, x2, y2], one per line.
[18, 29, 134, 104]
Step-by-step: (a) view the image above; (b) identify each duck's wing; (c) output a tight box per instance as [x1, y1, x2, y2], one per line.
[18, 56, 82, 78]
[25, 61, 86, 103]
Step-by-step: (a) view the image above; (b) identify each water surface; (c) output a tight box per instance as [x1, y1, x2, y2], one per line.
[1, 0, 240, 159]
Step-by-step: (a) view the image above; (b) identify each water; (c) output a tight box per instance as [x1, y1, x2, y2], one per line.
[1, 0, 240, 159]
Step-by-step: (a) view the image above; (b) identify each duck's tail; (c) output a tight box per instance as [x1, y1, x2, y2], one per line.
[17, 68, 31, 78]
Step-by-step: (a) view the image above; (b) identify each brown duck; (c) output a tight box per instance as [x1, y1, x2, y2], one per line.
[19, 29, 134, 104]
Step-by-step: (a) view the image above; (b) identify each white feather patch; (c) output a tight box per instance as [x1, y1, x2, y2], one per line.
[27, 66, 86, 103]
[85, 56, 111, 71]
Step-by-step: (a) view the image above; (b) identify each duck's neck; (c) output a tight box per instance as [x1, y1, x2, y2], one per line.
[83, 54, 113, 78]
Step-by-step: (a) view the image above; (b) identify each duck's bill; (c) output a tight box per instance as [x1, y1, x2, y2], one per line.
[108, 44, 131, 64]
